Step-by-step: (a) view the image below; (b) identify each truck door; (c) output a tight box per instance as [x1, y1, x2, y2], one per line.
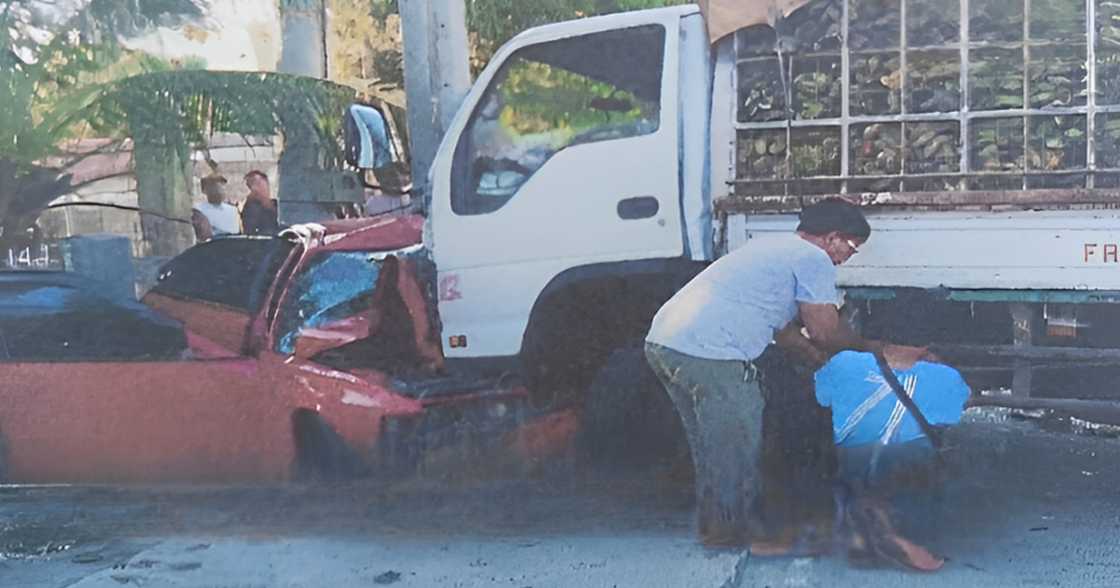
[429, 11, 685, 359]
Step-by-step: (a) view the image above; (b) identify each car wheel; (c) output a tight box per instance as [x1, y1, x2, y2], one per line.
[292, 409, 363, 482]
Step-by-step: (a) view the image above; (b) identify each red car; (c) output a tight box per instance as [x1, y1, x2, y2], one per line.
[0, 215, 575, 484]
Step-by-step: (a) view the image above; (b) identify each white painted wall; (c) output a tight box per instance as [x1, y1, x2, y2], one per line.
[40, 135, 280, 255]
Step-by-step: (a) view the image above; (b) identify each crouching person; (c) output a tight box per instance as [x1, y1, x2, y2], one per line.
[815, 350, 972, 572]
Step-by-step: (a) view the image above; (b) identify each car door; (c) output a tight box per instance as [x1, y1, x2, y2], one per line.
[1, 358, 296, 483]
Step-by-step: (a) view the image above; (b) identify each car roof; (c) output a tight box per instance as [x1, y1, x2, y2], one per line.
[306, 214, 424, 252]
[173, 214, 424, 256]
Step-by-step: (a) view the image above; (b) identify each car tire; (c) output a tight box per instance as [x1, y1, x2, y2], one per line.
[292, 409, 363, 482]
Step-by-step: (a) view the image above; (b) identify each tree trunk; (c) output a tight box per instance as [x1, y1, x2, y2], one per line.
[132, 137, 194, 257]
[0, 159, 72, 254]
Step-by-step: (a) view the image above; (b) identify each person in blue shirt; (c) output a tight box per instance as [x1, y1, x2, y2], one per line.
[816, 351, 970, 452]
[813, 350, 972, 571]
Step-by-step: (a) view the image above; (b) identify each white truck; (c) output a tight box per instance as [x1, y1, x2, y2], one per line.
[353, 0, 1120, 452]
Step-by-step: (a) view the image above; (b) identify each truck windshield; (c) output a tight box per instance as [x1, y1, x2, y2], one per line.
[275, 251, 380, 355]
[454, 24, 665, 215]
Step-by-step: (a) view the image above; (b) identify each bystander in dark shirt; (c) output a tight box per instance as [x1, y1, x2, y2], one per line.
[242, 199, 280, 236]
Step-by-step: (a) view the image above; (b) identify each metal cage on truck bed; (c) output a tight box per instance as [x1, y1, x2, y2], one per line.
[712, 0, 1120, 403]
[724, 0, 1120, 207]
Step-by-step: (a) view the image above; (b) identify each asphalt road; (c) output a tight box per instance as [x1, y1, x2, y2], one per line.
[3, 411, 1120, 587]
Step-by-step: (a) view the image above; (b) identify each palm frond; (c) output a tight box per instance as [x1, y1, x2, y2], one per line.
[84, 70, 358, 166]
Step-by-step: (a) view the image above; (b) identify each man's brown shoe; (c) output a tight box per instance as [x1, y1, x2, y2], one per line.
[846, 498, 945, 573]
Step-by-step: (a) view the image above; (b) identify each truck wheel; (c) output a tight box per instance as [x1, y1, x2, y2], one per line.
[578, 347, 686, 468]
[292, 409, 363, 482]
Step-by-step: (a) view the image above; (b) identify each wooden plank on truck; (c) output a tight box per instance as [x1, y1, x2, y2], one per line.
[716, 189, 1120, 214]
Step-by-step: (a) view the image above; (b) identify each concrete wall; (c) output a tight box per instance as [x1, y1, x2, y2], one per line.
[38, 134, 281, 259]
[189, 134, 282, 207]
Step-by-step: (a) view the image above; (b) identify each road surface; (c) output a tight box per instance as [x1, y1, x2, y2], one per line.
[3, 411, 1119, 587]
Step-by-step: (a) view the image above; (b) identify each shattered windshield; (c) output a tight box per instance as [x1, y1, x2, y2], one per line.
[275, 250, 380, 354]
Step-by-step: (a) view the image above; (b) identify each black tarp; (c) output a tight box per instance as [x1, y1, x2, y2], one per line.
[0, 272, 188, 361]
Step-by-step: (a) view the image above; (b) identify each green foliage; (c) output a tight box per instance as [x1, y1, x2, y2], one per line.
[466, 0, 598, 52]
[329, 0, 404, 93]
[86, 70, 358, 167]
[1, 0, 210, 166]
[2, 0, 362, 246]
[1, 6, 121, 167]
[368, 0, 692, 63]
[499, 59, 646, 136]
[78, 0, 205, 39]
[4, 0, 357, 170]
[369, 0, 398, 20]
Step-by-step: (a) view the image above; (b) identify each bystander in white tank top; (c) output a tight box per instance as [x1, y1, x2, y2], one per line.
[193, 202, 242, 236]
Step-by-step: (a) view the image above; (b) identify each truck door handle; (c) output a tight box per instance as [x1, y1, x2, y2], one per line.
[617, 196, 660, 220]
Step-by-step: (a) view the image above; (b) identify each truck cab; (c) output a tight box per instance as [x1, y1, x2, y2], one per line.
[425, 6, 712, 374]
[323, 8, 712, 431]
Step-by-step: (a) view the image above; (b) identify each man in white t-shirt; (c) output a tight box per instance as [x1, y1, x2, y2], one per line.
[191, 173, 242, 242]
[645, 198, 931, 550]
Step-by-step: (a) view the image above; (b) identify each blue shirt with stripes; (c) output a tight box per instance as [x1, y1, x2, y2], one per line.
[814, 351, 971, 447]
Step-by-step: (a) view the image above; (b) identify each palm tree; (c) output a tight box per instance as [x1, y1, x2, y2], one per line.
[0, 0, 206, 252]
[3, 0, 361, 254]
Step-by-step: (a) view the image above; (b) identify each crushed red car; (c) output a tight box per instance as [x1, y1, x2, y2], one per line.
[0, 215, 576, 484]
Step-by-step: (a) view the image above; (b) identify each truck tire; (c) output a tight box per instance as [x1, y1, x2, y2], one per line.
[578, 346, 686, 468]
[292, 409, 363, 482]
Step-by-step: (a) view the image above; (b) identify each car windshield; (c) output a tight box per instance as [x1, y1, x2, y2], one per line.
[275, 251, 381, 354]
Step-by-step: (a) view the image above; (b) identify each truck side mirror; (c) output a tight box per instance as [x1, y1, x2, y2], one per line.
[343, 103, 411, 195]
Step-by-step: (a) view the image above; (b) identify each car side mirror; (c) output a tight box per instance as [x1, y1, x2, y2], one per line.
[343, 103, 411, 195]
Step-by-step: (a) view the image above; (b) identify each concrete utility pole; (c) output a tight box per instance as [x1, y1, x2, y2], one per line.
[399, 0, 472, 207]
[278, 0, 328, 78]
[277, 0, 332, 225]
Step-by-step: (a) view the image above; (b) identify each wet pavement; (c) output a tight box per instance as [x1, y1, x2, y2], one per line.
[2, 412, 1120, 587]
